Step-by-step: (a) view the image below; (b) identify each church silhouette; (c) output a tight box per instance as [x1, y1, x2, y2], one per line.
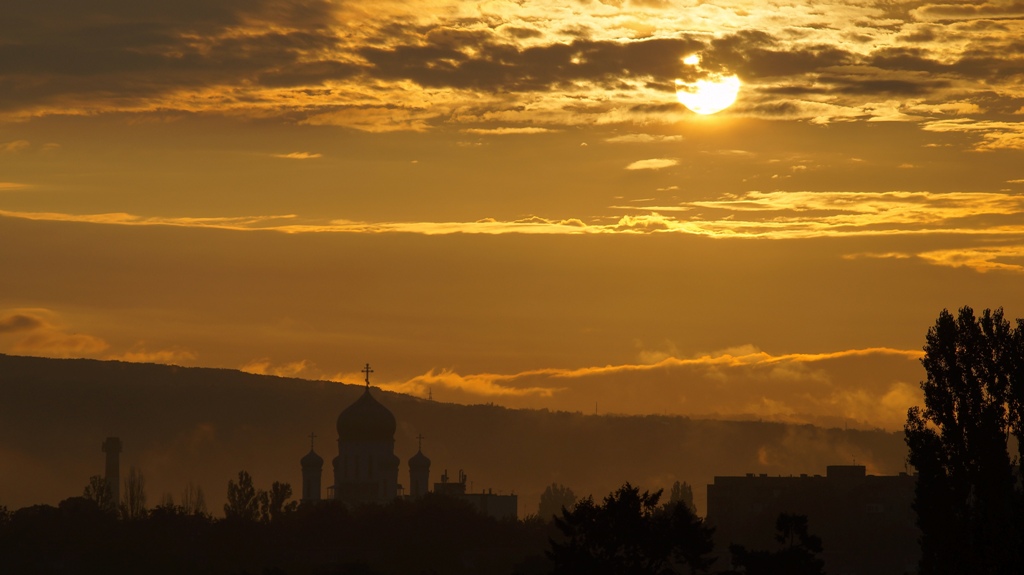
[299, 364, 517, 518]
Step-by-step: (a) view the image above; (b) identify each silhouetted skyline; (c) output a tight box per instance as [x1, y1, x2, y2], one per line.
[0, 353, 908, 516]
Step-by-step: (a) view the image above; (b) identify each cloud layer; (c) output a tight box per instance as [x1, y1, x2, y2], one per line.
[3, 0, 1024, 148]
[377, 346, 924, 430]
[5, 186, 1024, 273]
[0, 308, 194, 363]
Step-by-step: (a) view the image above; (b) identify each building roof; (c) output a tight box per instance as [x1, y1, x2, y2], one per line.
[301, 448, 324, 468]
[336, 387, 397, 441]
[409, 448, 431, 468]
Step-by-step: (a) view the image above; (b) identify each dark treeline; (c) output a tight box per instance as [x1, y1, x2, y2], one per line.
[0, 493, 552, 575]
[0, 480, 825, 575]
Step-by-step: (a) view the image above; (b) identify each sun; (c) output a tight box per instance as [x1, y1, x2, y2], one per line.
[676, 55, 741, 115]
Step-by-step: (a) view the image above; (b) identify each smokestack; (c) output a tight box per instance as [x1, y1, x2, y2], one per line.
[102, 437, 122, 506]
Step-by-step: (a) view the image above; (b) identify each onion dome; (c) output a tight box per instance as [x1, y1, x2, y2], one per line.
[409, 448, 431, 469]
[337, 387, 397, 441]
[301, 448, 323, 468]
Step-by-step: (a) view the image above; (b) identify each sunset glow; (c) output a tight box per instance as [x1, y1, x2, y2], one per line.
[3, 0, 1024, 436]
[676, 53, 741, 115]
[676, 75, 741, 115]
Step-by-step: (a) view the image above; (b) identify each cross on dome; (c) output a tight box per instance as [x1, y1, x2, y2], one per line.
[362, 363, 373, 387]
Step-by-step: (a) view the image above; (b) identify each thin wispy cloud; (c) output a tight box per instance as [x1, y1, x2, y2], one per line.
[0, 308, 197, 365]
[0, 308, 109, 358]
[379, 369, 561, 398]
[917, 246, 1024, 273]
[910, 2, 1024, 21]
[273, 152, 322, 159]
[0, 210, 298, 230]
[0, 312, 45, 333]
[461, 127, 558, 135]
[5, 188, 1024, 274]
[240, 358, 314, 378]
[605, 134, 684, 144]
[923, 119, 1024, 151]
[110, 346, 198, 365]
[378, 346, 924, 430]
[1, 140, 30, 153]
[625, 158, 679, 170]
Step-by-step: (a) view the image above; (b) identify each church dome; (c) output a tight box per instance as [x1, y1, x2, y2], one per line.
[301, 449, 323, 468]
[337, 387, 396, 441]
[409, 449, 431, 469]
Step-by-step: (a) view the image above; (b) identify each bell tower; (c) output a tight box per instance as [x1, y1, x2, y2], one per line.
[300, 432, 324, 503]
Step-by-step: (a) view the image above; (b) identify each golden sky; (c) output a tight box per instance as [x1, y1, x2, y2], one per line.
[3, 0, 1024, 431]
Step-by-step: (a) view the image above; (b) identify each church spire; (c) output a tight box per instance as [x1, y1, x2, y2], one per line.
[300, 432, 324, 503]
[409, 432, 431, 498]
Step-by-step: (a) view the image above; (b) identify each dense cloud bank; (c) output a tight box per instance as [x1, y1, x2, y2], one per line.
[4, 0, 1024, 146]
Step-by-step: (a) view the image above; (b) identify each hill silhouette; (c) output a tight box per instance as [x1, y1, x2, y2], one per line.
[0, 354, 908, 514]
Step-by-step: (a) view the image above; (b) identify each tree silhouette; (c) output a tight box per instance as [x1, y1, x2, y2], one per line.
[224, 470, 262, 522]
[905, 307, 1022, 575]
[667, 480, 695, 513]
[261, 481, 298, 523]
[158, 492, 175, 509]
[547, 482, 715, 574]
[663, 497, 716, 575]
[121, 465, 148, 520]
[181, 481, 207, 516]
[0, 489, 555, 575]
[538, 483, 577, 521]
[83, 475, 117, 515]
[727, 513, 824, 575]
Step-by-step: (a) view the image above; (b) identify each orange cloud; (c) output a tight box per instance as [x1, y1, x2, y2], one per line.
[377, 368, 562, 398]
[842, 252, 913, 261]
[923, 119, 1024, 151]
[301, 105, 438, 133]
[917, 246, 1024, 273]
[11, 330, 109, 358]
[0, 313, 45, 333]
[378, 347, 924, 430]
[241, 358, 316, 378]
[0, 209, 298, 230]
[1, 140, 30, 153]
[0, 308, 108, 358]
[625, 158, 679, 170]
[911, 2, 1024, 21]
[605, 134, 684, 144]
[461, 127, 558, 135]
[109, 346, 198, 365]
[3, 189, 1023, 264]
[0, 306, 108, 356]
[2, 0, 1021, 140]
[0, 308, 198, 364]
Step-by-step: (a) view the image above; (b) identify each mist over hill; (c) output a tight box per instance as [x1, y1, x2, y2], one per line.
[0, 354, 909, 515]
